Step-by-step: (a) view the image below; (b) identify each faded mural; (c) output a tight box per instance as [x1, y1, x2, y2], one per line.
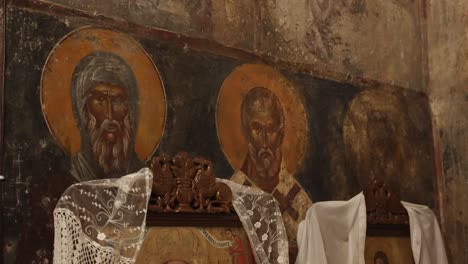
[427, 0, 468, 262]
[41, 27, 166, 181]
[2, 4, 437, 264]
[216, 64, 311, 257]
[42, 0, 424, 90]
[257, 0, 423, 89]
[13, 26, 167, 263]
[342, 87, 435, 203]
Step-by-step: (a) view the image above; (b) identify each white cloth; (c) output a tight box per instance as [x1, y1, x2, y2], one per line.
[295, 193, 366, 264]
[53, 168, 153, 264]
[402, 202, 448, 264]
[295, 193, 448, 264]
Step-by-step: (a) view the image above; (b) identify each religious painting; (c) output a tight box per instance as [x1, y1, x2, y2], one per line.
[216, 63, 312, 257]
[40, 27, 166, 181]
[343, 87, 434, 205]
[3, 4, 438, 262]
[365, 236, 415, 263]
[136, 226, 255, 263]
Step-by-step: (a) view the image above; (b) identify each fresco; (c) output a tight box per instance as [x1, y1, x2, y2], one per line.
[342, 87, 435, 203]
[2, 6, 436, 263]
[41, 27, 166, 181]
[216, 64, 311, 257]
[12, 26, 166, 263]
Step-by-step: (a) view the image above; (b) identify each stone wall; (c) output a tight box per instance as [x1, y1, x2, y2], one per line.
[426, 0, 468, 262]
[43, 0, 424, 90]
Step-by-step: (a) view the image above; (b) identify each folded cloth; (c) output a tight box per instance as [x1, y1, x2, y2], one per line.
[295, 193, 366, 264]
[296, 193, 448, 264]
[402, 201, 448, 264]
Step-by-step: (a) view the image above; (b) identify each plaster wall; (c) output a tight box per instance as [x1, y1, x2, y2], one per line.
[44, 0, 424, 90]
[426, 1, 468, 262]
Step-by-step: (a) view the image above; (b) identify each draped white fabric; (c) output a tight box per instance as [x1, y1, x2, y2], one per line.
[402, 202, 448, 264]
[295, 193, 448, 264]
[53, 168, 153, 264]
[220, 178, 290, 264]
[295, 193, 366, 264]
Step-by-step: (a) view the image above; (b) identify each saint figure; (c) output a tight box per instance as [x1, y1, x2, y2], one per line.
[230, 87, 312, 258]
[70, 51, 144, 181]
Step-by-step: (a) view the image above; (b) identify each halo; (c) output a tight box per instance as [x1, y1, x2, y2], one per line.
[41, 27, 166, 160]
[343, 88, 410, 183]
[216, 64, 308, 174]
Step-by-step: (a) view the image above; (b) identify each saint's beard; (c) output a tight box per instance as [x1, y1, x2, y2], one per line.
[247, 143, 282, 180]
[86, 113, 132, 174]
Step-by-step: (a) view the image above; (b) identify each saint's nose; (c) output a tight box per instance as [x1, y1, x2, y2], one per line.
[260, 129, 268, 147]
[106, 97, 113, 120]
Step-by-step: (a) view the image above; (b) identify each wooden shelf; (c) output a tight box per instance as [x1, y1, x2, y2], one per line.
[146, 211, 243, 227]
[366, 224, 410, 237]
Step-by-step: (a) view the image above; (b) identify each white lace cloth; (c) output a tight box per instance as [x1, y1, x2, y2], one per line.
[53, 169, 288, 264]
[53, 168, 153, 264]
[220, 179, 289, 264]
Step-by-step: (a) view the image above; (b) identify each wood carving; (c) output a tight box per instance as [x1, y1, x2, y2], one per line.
[193, 157, 233, 213]
[148, 152, 233, 213]
[364, 179, 409, 225]
[149, 153, 175, 211]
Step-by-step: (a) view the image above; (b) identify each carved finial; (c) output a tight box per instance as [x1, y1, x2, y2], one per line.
[364, 179, 409, 225]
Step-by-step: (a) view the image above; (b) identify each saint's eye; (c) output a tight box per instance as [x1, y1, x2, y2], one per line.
[266, 125, 276, 133]
[112, 96, 125, 104]
[96, 95, 106, 102]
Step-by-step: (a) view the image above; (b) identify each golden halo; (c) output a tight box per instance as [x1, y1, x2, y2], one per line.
[216, 64, 308, 174]
[41, 27, 166, 160]
[343, 88, 411, 184]
[343, 88, 409, 156]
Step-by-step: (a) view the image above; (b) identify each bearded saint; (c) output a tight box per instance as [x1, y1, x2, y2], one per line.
[230, 87, 312, 261]
[70, 51, 144, 181]
[15, 51, 146, 264]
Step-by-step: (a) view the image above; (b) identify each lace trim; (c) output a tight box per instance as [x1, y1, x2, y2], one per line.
[220, 179, 289, 263]
[54, 208, 137, 264]
[53, 168, 152, 264]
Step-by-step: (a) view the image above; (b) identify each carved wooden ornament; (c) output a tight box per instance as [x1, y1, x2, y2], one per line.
[148, 152, 234, 214]
[364, 179, 409, 225]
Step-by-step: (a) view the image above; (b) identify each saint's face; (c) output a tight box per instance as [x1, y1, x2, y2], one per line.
[366, 112, 400, 181]
[86, 83, 129, 143]
[241, 93, 285, 188]
[245, 106, 283, 155]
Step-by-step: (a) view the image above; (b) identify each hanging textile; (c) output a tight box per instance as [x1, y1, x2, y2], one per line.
[295, 193, 448, 264]
[53, 168, 153, 264]
[220, 179, 290, 264]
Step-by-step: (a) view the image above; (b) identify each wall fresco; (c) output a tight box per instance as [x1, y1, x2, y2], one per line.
[2, 5, 436, 263]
